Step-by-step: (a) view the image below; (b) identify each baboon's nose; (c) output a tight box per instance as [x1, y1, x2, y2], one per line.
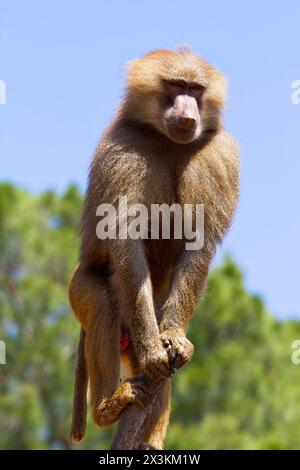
[177, 116, 196, 130]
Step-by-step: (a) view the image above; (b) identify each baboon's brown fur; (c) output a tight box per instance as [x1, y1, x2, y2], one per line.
[69, 48, 239, 449]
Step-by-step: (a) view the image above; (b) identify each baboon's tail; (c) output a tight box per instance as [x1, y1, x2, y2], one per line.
[70, 328, 88, 443]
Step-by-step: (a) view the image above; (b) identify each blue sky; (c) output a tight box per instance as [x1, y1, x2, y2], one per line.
[0, 1, 299, 318]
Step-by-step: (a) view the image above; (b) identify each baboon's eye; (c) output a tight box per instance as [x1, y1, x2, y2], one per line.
[189, 82, 206, 98]
[163, 79, 205, 97]
[163, 79, 188, 92]
[190, 82, 205, 91]
[169, 79, 187, 89]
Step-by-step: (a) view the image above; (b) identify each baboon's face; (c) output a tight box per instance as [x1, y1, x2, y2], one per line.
[161, 78, 205, 144]
[125, 49, 227, 144]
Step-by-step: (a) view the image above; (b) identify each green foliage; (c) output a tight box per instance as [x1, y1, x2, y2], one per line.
[0, 182, 300, 449]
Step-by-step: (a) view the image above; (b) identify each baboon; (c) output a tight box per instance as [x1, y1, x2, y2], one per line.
[69, 48, 239, 449]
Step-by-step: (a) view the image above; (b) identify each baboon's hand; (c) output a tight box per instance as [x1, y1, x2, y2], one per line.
[137, 337, 172, 381]
[161, 329, 194, 371]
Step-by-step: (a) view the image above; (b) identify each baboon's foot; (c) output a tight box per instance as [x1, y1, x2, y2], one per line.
[93, 376, 152, 427]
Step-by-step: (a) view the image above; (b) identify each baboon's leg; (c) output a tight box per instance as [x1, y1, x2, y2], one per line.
[85, 292, 122, 427]
[140, 379, 171, 450]
[69, 264, 121, 429]
[70, 265, 170, 441]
